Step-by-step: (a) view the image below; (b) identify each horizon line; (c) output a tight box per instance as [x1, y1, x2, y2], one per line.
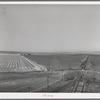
[1, 50, 100, 53]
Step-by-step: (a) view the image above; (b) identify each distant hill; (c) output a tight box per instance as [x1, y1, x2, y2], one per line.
[0, 51, 27, 54]
[0, 50, 100, 55]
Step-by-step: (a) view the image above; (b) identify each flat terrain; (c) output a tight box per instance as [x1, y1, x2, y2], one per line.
[0, 71, 61, 92]
[25, 54, 85, 70]
[24, 54, 100, 92]
[0, 54, 61, 92]
[0, 54, 47, 72]
[0, 53, 100, 92]
[25, 54, 100, 71]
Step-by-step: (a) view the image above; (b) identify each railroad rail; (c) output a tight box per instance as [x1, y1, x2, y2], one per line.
[71, 56, 89, 93]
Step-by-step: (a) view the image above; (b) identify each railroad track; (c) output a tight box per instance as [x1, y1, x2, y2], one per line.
[59, 56, 90, 93]
[71, 56, 90, 93]
[71, 71, 85, 92]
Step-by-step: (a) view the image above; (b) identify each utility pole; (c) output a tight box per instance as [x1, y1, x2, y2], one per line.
[60, 69, 65, 81]
[47, 75, 50, 92]
[28, 87, 31, 92]
[48, 56, 53, 72]
[50, 57, 53, 72]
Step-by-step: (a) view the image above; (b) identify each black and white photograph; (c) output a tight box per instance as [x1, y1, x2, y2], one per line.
[0, 4, 100, 93]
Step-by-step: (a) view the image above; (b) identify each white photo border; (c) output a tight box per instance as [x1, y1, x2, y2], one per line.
[0, 1, 100, 99]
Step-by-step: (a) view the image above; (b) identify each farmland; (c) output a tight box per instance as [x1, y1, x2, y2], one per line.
[25, 53, 100, 92]
[0, 53, 100, 92]
[25, 54, 100, 71]
[0, 54, 47, 72]
[0, 54, 61, 92]
[25, 54, 85, 71]
[0, 71, 61, 92]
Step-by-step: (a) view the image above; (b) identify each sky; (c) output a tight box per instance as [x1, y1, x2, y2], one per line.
[0, 5, 100, 52]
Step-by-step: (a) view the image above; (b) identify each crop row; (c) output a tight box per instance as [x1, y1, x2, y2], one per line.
[0, 54, 46, 72]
